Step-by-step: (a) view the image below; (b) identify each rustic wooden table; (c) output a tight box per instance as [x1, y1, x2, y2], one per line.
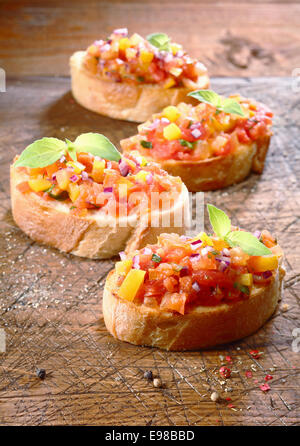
[0, 0, 299, 427]
[0, 76, 299, 426]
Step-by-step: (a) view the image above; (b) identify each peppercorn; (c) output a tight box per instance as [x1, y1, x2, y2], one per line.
[210, 391, 219, 402]
[144, 370, 153, 380]
[219, 366, 231, 379]
[153, 378, 162, 388]
[36, 368, 46, 380]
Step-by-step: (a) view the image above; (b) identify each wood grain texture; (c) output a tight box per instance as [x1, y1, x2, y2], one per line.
[0, 0, 300, 77]
[0, 77, 299, 426]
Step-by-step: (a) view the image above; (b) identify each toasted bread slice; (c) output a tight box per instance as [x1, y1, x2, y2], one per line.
[122, 137, 270, 192]
[103, 264, 285, 351]
[10, 164, 189, 259]
[70, 51, 209, 123]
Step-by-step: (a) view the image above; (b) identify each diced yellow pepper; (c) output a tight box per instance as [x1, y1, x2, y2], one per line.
[68, 183, 80, 202]
[91, 159, 105, 183]
[213, 238, 229, 251]
[88, 44, 100, 57]
[169, 67, 183, 77]
[247, 255, 278, 273]
[134, 170, 149, 183]
[56, 169, 70, 191]
[130, 33, 144, 46]
[211, 135, 228, 153]
[139, 50, 154, 65]
[163, 77, 176, 89]
[170, 43, 182, 55]
[117, 178, 134, 198]
[125, 47, 137, 60]
[28, 177, 52, 193]
[194, 232, 214, 247]
[118, 269, 146, 302]
[163, 123, 182, 141]
[162, 105, 181, 122]
[119, 37, 131, 51]
[115, 260, 133, 276]
[237, 273, 253, 287]
[66, 161, 85, 174]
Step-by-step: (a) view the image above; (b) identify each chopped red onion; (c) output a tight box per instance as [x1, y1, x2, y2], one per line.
[161, 117, 170, 124]
[219, 261, 229, 272]
[190, 253, 200, 261]
[132, 255, 140, 269]
[192, 282, 200, 292]
[164, 53, 173, 63]
[253, 230, 261, 239]
[51, 174, 56, 181]
[215, 255, 231, 264]
[119, 159, 130, 177]
[70, 174, 78, 183]
[146, 174, 153, 185]
[179, 266, 189, 277]
[59, 155, 66, 163]
[104, 187, 113, 193]
[81, 171, 89, 180]
[180, 235, 189, 241]
[106, 161, 112, 169]
[222, 248, 231, 257]
[190, 239, 202, 250]
[262, 270, 272, 279]
[113, 28, 128, 36]
[143, 247, 152, 255]
[119, 251, 126, 261]
[191, 128, 202, 139]
[201, 246, 215, 256]
[101, 43, 111, 52]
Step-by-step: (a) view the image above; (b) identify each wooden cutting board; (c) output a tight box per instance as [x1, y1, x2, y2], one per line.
[0, 77, 299, 426]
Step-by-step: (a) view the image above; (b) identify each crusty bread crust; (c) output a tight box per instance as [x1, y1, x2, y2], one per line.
[121, 136, 270, 192]
[103, 265, 285, 351]
[70, 51, 210, 123]
[10, 165, 189, 259]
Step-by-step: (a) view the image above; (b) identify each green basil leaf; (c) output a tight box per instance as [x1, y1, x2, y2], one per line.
[152, 253, 162, 263]
[188, 90, 222, 108]
[140, 140, 152, 149]
[65, 139, 77, 162]
[225, 231, 272, 256]
[188, 89, 246, 117]
[222, 98, 246, 117]
[179, 139, 194, 149]
[74, 133, 121, 161]
[207, 204, 231, 238]
[146, 33, 171, 52]
[15, 137, 66, 168]
[234, 282, 250, 295]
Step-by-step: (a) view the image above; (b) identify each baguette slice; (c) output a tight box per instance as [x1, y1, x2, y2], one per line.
[10, 164, 189, 259]
[70, 51, 209, 123]
[103, 264, 285, 351]
[122, 137, 270, 192]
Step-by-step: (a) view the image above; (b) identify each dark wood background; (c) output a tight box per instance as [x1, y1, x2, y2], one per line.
[0, 0, 299, 426]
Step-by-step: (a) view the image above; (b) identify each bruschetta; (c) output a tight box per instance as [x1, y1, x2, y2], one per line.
[70, 29, 209, 122]
[121, 90, 273, 191]
[103, 204, 285, 350]
[10, 133, 189, 259]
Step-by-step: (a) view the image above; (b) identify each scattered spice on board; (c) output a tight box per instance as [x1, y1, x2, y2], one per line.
[219, 366, 231, 379]
[153, 378, 162, 388]
[36, 368, 46, 380]
[260, 383, 271, 392]
[264, 374, 273, 381]
[210, 391, 220, 402]
[143, 370, 153, 380]
[249, 350, 263, 359]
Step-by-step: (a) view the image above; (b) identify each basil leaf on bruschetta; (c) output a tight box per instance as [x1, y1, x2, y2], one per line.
[74, 133, 121, 162]
[146, 32, 171, 52]
[15, 133, 121, 168]
[188, 89, 246, 117]
[207, 204, 272, 256]
[15, 137, 66, 168]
